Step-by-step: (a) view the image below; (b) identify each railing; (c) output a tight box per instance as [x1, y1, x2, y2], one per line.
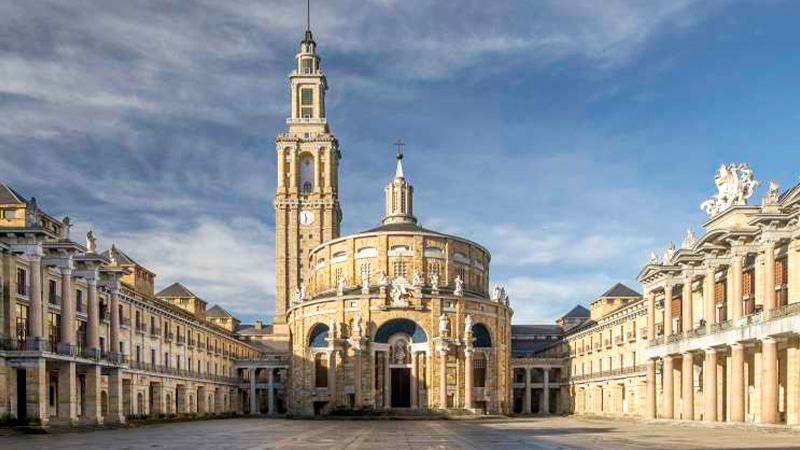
[614, 336, 623, 345]
[127, 361, 241, 384]
[198, 342, 206, 350]
[102, 310, 110, 323]
[771, 302, 800, 319]
[121, 317, 131, 328]
[151, 327, 161, 338]
[594, 342, 602, 350]
[136, 323, 147, 334]
[627, 332, 636, 342]
[76, 301, 85, 313]
[604, 339, 611, 349]
[188, 339, 196, 348]
[639, 327, 648, 340]
[165, 332, 174, 342]
[286, 118, 327, 125]
[176, 335, 186, 345]
[48, 294, 61, 306]
[569, 364, 647, 383]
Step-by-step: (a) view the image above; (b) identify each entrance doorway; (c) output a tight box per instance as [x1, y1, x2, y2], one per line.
[391, 368, 411, 408]
[17, 368, 26, 419]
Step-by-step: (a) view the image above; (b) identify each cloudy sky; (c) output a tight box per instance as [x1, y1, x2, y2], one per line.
[2, 0, 800, 324]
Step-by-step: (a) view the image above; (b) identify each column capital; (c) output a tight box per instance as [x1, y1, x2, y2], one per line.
[731, 342, 745, 350]
[762, 336, 777, 345]
[704, 347, 718, 354]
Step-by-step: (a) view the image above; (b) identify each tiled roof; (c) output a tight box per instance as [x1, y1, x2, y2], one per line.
[156, 282, 196, 298]
[206, 305, 234, 318]
[599, 282, 641, 298]
[511, 324, 563, 336]
[0, 183, 26, 205]
[561, 305, 590, 319]
[101, 245, 137, 266]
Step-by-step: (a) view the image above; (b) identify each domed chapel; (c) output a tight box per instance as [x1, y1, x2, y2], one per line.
[272, 22, 513, 415]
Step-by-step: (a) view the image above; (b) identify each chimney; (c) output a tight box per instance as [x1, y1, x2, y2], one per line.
[255, 320, 263, 330]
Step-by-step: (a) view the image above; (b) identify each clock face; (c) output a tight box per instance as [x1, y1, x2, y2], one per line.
[300, 210, 315, 225]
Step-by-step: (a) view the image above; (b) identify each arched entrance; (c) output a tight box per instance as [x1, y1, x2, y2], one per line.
[373, 319, 428, 409]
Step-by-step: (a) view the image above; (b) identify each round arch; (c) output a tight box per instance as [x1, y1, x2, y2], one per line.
[472, 323, 492, 347]
[308, 323, 329, 348]
[374, 318, 427, 343]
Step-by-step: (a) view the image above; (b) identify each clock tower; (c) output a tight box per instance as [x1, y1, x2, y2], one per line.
[273, 21, 341, 333]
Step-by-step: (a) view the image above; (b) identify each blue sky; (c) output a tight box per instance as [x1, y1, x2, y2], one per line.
[2, 0, 799, 324]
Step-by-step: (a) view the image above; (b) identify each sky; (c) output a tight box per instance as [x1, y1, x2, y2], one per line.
[1, 0, 800, 325]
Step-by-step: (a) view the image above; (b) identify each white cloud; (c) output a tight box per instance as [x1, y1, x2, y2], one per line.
[90, 217, 275, 319]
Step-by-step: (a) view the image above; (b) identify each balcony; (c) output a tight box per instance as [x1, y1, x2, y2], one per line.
[286, 117, 327, 125]
[48, 294, 61, 306]
[150, 327, 161, 338]
[101, 310, 110, 323]
[626, 332, 636, 342]
[639, 327, 648, 341]
[187, 339, 196, 348]
[165, 332, 174, 343]
[197, 342, 206, 350]
[614, 336, 624, 346]
[604, 339, 612, 349]
[594, 342, 602, 350]
[121, 317, 131, 329]
[135, 323, 147, 334]
[176, 335, 186, 345]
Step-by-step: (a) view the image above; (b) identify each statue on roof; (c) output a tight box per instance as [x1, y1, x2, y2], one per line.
[86, 230, 97, 254]
[663, 241, 676, 265]
[61, 216, 72, 240]
[109, 244, 119, 266]
[682, 228, 696, 250]
[648, 251, 659, 265]
[26, 197, 39, 227]
[763, 180, 780, 206]
[464, 314, 473, 335]
[701, 163, 760, 217]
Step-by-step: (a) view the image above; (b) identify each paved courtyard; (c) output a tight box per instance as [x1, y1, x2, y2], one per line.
[3, 416, 800, 450]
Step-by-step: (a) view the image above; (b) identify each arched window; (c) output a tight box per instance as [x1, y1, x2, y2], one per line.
[374, 319, 427, 343]
[308, 323, 329, 348]
[472, 323, 492, 348]
[299, 154, 314, 193]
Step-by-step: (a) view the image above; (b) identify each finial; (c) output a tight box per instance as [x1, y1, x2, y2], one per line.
[306, 0, 310, 32]
[393, 138, 405, 178]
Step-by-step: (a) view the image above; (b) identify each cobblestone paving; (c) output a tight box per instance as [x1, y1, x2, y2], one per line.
[4, 416, 800, 450]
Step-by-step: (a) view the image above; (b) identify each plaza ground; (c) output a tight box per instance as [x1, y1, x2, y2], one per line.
[3, 416, 800, 450]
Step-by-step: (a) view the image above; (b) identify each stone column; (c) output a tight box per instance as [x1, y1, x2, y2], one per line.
[60, 267, 75, 350]
[289, 147, 298, 191]
[439, 348, 448, 409]
[56, 361, 77, 424]
[681, 352, 694, 420]
[411, 351, 419, 409]
[383, 351, 391, 409]
[354, 349, 362, 409]
[29, 256, 44, 340]
[328, 349, 337, 407]
[704, 348, 717, 422]
[83, 365, 103, 424]
[463, 348, 473, 410]
[646, 292, 655, 341]
[763, 243, 777, 316]
[683, 273, 693, 335]
[277, 148, 286, 190]
[663, 356, 674, 419]
[730, 253, 744, 322]
[524, 367, 532, 414]
[730, 343, 745, 422]
[543, 367, 550, 414]
[249, 368, 258, 415]
[268, 369, 275, 415]
[198, 386, 207, 414]
[704, 265, 716, 326]
[107, 369, 125, 423]
[761, 337, 778, 424]
[664, 285, 673, 338]
[110, 288, 121, 354]
[87, 277, 100, 351]
[646, 359, 656, 419]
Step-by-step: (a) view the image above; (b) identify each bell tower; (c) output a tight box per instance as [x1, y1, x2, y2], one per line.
[273, 8, 341, 333]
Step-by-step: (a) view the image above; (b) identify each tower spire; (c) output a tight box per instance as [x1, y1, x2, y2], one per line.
[304, 0, 313, 42]
[383, 140, 416, 225]
[393, 138, 405, 178]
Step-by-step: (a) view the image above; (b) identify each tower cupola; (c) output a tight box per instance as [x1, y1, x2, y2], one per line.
[382, 149, 416, 225]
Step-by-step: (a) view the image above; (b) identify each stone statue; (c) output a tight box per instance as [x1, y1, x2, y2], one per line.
[682, 228, 696, 250]
[353, 313, 362, 338]
[61, 216, 72, 240]
[464, 314, 473, 334]
[763, 180, 780, 206]
[299, 282, 306, 301]
[648, 251, 658, 265]
[378, 270, 389, 286]
[26, 197, 39, 227]
[439, 313, 449, 336]
[86, 230, 97, 254]
[337, 275, 346, 295]
[360, 267, 370, 290]
[454, 274, 464, 296]
[390, 281, 409, 306]
[663, 241, 676, 265]
[430, 273, 439, 290]
[492, 284, 502, 302]
[292, 286, 301, 304]
[500, 286, 508, 305]
[701, 163, 760, 217]
[412, 269, 424, 287]
[109, 244, 119, 266]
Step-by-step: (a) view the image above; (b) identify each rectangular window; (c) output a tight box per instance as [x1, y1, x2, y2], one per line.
[48, 280, 58, 305]
[2, 209, 17, 219]
[76, 289, 84, 312]
[473, 357, 486, 388]
[15, 303, 28, 342]
[776, 257, 788, 307]
[301, 88, 313, 105]
[46, 312, 60, 344]
[151, 348, 156, 364]
[16, 269, 27, 296]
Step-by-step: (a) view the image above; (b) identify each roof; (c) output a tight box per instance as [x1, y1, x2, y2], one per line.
[561, 305, 590, 319]
[511, 324, 563, 336]
[598, 282, 641, 299]
[237, 324, 274, 335]
[206, 305, 234, 318]
[156, 282, 197, 298]
[101, 245, 138, 266]
[361, 221, 445, 235]
[511, 338, 562, 356]
[0, 183, 26, 205]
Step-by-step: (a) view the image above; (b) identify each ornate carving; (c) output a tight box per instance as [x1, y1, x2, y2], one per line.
[453, 275, 464, 296]
[648, 251, 659, 265]
[439, 313, 449, 337]
[390, 277, 410, 306]
[360, 265, 370, 290]
[700, 163, 759, 217]
[412, 269, 424, 287]
[86, 230, 97, 254]
[682, 229, 696, 250]
[763, 180, 780, 207]
[25, 197, 39, 227]
[492, 284, 509, 304]
[429, 272, 439, 291]
[663, 241, 676, 265]
[377, 270, 389, 286]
